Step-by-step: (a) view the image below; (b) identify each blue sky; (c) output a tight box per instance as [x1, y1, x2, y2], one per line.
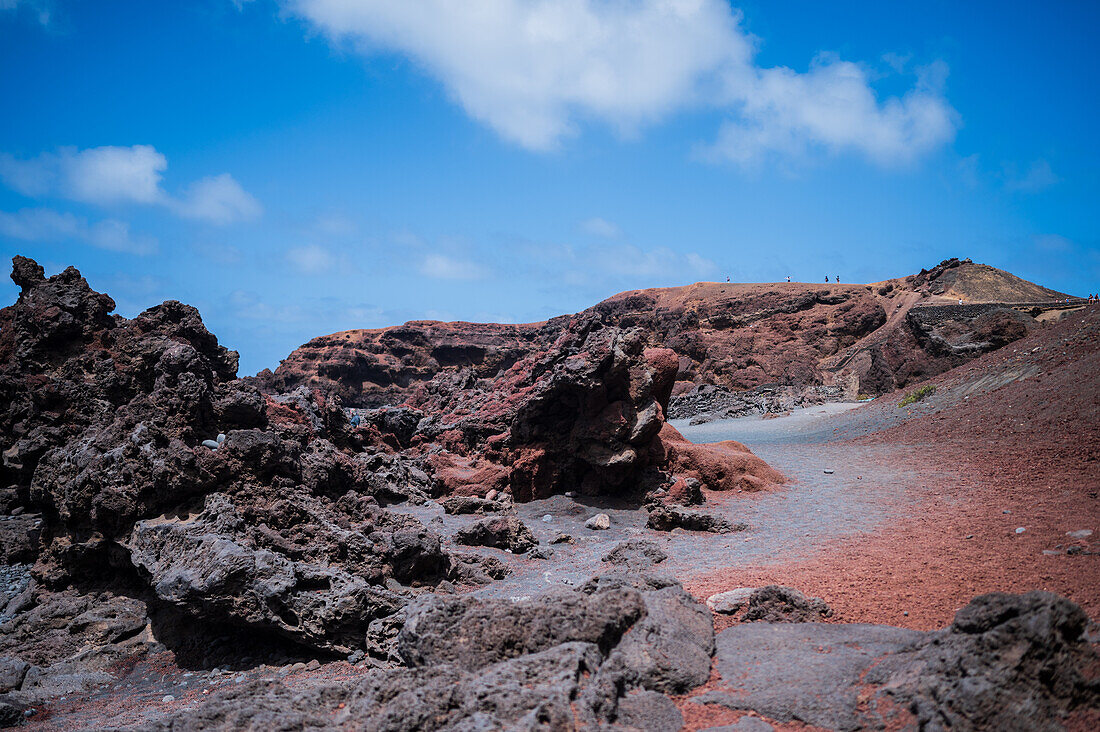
[1, 0, 1098, 375]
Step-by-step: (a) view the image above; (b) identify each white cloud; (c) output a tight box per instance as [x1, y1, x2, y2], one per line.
[419, 253, 487, 280]
[706, 58, 957, 167]
[580, 217, 621, 238]
[1005, 159, 1059, 193]
[283, 0, 957, 165]
[0, 145, 166, 204]
[171, 173, 262, 223]
[0, 207, 157, 255]
[0, 145, 261, 224]
[286, 244, 338, 274]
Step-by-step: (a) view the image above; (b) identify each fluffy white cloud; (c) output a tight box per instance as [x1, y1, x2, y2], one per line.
[0, 145, 261, 224]
[284, 0, 957, 165]
[0, 145, 166, 204]
[418, 253, 487, 280]
[707, 59, 958, 167]
[0, 207, 157, 255]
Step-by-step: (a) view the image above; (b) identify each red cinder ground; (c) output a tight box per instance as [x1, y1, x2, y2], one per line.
[676, 307, 1099, 729]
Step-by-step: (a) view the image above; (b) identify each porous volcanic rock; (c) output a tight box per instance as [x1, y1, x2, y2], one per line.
[702, 591, 1099, 730]
[0, 258, 456, 656]
[452, 514, 538, 554]
[740, 585, 833, 623]
[140, 574, 713, 731]
[408, 314, 686, 500]
[645, 505, 742, 534]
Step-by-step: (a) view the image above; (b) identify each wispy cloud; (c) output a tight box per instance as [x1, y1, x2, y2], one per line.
[580, 217, 621, 239]
[284, 0, 957, 166]
[0, 145, 262, 224]
[1004, 159, 1059, 193]
[0, 0, 51, 25]
[0, 207, 157, 255]
[285, 243, 339, 275]
[418, 253, 487, 280]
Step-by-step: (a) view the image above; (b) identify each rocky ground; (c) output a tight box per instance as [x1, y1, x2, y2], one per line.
[0, 256, 1097, 731]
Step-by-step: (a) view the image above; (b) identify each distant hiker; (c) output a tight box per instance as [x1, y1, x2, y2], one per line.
[726, 276, 730, 282]
[836, 275, 840, 283]
[786, 275, 791, 283]
[825, 275, 829, 283]
[350, 413, 361, 428]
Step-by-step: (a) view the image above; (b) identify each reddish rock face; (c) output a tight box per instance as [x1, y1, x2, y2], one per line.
[273, 259, 1055, 408]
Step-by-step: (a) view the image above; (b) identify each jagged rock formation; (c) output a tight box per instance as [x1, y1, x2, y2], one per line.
[0, 256, 779, 667]
[404, 313, 783, 500]
[0, 258, 454, 659]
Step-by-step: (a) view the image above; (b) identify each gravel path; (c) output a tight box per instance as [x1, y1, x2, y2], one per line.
[395, 401, 945, 600]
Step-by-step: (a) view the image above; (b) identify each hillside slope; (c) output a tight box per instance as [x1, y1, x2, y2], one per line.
[272, 258, 1074, 408]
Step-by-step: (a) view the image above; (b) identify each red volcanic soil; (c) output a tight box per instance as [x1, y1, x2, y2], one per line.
[684, 306, 1100, 634]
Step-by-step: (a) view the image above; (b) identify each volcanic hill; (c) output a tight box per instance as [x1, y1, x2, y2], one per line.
[272, 257, 1078, 411]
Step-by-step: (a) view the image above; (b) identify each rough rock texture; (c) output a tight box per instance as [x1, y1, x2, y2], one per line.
[269, 321, 543, 408]
[0, 258, 455, 657]
[740, 586, 833, 623]
[650, 423, 784, 493]
[700, 591, 1099, 731]
[134, 574, 713, 731]
[602, 540, 668, 570]
[646, 505, 742, 534]
[408, 316, 683, 501]
[452, 514, 538, 554]
[879, 591, 1100, 730]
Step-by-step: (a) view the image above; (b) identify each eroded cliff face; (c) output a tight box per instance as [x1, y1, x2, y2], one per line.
[272, 258, 1052, 409]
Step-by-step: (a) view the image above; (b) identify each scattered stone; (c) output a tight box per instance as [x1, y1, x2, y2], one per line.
[439, 496, 504, 515]
[541, 514, 553, 522]
[647, 505, 741, 534]
[485, 489, 499, 501]
[1015, 527, 1026, 534]
[201, 439, 220, 450]
[823, 469, 834, 474]
[454, 515, 538, 554]
[1066, 529, 1093, 539]
[525, 546, 552, 560]
[550, 534, 574, 545]
[585, 513, 611, 530]
[706, 588, 757, 615]
[602, 540, 668, 569]
[162, 695, 175, 703]
[741, 586, 832, 623]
